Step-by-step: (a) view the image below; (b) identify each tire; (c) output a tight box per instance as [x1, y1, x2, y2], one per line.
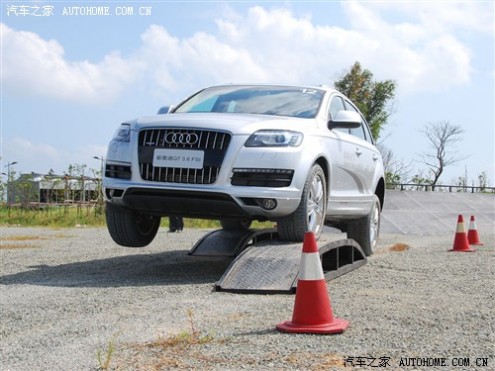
[277, 164, 326, 242]
[105, 202, 161, 247]
[347, 194, 381, 256]
[220, 219, 252, 230]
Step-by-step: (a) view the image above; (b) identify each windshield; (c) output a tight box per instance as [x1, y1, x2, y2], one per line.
[174, 86, 324, 118]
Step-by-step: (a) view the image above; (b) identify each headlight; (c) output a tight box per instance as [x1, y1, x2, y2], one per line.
[245, 130, 303, 147]
[113, 124, 131, 142]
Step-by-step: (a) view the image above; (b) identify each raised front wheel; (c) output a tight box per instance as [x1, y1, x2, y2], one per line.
[106, 202, 160, 247]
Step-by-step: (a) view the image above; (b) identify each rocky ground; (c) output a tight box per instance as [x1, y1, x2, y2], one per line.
[1, 226, 494, 370]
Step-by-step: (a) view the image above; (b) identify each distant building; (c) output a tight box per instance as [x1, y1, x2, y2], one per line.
[7, 172, 100, 205]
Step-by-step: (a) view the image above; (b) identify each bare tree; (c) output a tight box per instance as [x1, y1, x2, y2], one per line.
[377, 144, 412, 187]
[420, 121, 465, 186]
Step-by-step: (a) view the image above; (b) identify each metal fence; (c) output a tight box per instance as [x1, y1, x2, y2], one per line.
[387, 183, 495, 193]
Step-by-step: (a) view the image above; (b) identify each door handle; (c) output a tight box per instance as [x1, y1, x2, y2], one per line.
[372, 154, 379, 161]
[355, 148, 362, 156]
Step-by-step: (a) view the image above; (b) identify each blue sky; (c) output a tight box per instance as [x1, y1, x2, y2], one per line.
[1, 0, 494, 186]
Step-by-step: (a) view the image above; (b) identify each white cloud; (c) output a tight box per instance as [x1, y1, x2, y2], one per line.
[365, 1, 493, 35]
[3, 138, 107, 175]
[3, 138, 60, 174]
[1, 23, 137, 104]
[2, 2, 490, 102]
[137, 24, 269, 94]
[339, 1, 476, 93]
[137, 3, 479, 95]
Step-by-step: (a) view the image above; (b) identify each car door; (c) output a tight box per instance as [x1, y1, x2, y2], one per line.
[343, 99, 379, 197]
[325, 95, 361, 199]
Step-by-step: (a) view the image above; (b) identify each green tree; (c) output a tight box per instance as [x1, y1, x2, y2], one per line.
[4, 169, 18, 205]
[65, 163, 88, 202]
[334, 61, 396, 139]
[0, 179, 5, 205]
[16, 173, 39, 205]
[478, 171, 489, 192]
[411, 172, 433, 191]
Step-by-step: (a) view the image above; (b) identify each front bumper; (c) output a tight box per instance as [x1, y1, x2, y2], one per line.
[104, 182, 301, 220]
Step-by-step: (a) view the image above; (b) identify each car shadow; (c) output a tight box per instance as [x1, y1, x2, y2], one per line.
[0, 250, 233, 288]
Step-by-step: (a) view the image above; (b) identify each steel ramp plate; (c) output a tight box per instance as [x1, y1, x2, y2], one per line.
[215, 233, 367, 294]
[189, 228, 278, 257]
[216, 239, 302, 294]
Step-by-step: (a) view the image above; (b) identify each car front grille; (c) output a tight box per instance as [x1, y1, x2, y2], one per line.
[138, 128, 231, 184]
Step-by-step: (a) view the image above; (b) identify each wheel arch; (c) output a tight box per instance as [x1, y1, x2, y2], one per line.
[375, 177, 385, 211]
[314, 156, 330, 196]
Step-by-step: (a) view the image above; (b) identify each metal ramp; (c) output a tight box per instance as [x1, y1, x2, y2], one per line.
[189, 228, 278, 257]
[189, 229, 367, 294]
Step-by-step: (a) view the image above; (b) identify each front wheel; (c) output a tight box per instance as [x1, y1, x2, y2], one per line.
[106, 202, 161, 247]
[277, 164, 326, 242]
[346, 195, 381, 256]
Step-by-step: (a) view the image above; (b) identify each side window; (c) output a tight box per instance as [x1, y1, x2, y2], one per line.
[344, 100, 367, 141]
[362, 123, 374, 144]
[329, 96, 345, 120]
[328, 96, 348, 133]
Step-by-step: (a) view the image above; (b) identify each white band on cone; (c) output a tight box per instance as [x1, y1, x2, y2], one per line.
[456, 221, 465, 233]
[298, 252, 324, 281]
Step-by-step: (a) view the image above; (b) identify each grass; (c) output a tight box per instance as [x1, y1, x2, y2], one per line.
[1, 235, 42, 249]
[102, 309, 217, 370]
[0, 243, 38, 249]
[0, 205, 274, 229]
[3, 235, 44, 241]
[0, 234, 72, 249]
[1, 205, 106, 227]
[151, 309, 214, 348]
[96, 334, 118, 370]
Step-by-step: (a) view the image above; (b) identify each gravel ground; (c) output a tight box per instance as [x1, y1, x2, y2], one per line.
[1, 226, 494, 370]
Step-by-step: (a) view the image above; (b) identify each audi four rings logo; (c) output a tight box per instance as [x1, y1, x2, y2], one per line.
[165, 132, 199, 145]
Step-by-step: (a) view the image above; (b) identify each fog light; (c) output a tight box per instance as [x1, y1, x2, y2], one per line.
[256, 198, 277, 210]
[105, 188, 124, 199]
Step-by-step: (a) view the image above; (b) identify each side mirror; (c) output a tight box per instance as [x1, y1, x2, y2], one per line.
[157, 106, 174, 114]
[328, 110, 362, 129]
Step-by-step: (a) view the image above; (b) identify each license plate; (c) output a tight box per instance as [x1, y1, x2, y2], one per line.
[153, 149, 204, 169]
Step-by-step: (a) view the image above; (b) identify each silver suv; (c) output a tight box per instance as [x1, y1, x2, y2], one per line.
[103, 85, 385, 255]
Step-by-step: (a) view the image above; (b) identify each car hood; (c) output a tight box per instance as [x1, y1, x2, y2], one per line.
[128, 113, 316, 135]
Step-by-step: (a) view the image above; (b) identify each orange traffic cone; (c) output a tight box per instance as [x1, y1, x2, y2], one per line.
[449, 215, 476, 252]
[467, 215, 483, 246]
[276, 232, 349, 334]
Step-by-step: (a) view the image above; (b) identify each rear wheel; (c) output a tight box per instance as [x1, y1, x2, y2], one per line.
[220, 219, 252, 231]
[106, 202, 160, 247]
[347, 195, 381, 256]
[277, 164, 326, 242]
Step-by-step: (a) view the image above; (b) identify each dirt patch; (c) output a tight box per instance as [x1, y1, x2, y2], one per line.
[389, 242, 411, 252]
